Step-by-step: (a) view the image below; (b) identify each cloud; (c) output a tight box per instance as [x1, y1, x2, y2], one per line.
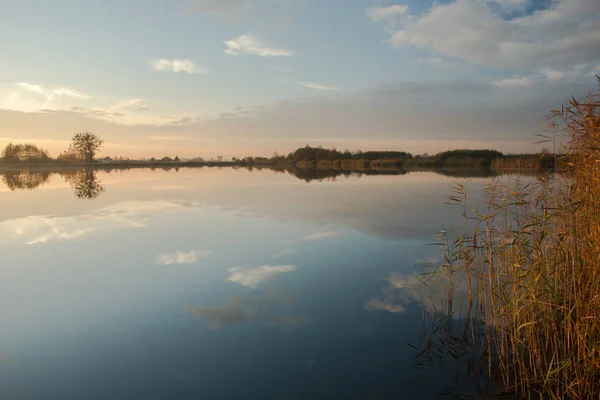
[272, 249, 296, 258]
[365, 5, 409, 22]
[303, 232, 339, 241]
[417, 57, 458, 67]
[298, 82, 340, 91]
[273, 65, 294, 73]
[2, 78, 595, 157]
[16, 82, 89, 109]
[187, 0, 247, 14]
[17, 83, 89, 100]
[70, 107, 125, 118]
[227, 264, 296, 288]
[151, 59, 209, 74]
[224, 34, 293, 57]
[491, 76, 534, 87]
[149, 135, 194, 141]
[116, 98, 149, 111]
[0, 82, 164, 125]
[156, 249, 212, 265]
[370, 0, 600, 70]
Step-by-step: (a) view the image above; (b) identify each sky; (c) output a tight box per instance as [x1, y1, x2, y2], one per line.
[0, 0, 599, 159]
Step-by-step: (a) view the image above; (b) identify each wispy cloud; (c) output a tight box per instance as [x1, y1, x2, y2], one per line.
[227, 265, 296, 288]
[157, 249, 212, 265]
[272, 249, 297, 258]
[151, 59, 209, 74]
[298, 82, 340, 91]
[491, 76, 534, 88]
[417, 57, 458, 67]
[17, 82, 89, 100]
[16, 82, 89, 109]
[365, 5, 408, 22]
[272, 65, 294, 73]
[149, 135, 194, 141]
[224, 34, 293, 57]
[303, 232, 339, 240]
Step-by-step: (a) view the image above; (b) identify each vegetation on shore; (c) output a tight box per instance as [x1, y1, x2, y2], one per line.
[1, 135, 557, 172]
[419, 79, 600, 398]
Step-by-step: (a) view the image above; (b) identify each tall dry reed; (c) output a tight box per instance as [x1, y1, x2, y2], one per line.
[419, 78, 600, 398]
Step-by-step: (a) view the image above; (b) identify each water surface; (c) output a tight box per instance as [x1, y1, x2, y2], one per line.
[0, 168, 494, 399]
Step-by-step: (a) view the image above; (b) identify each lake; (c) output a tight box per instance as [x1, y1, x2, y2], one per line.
[0, 167, 497, 399]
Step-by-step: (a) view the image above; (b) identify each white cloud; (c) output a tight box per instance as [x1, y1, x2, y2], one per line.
[540, 68, 565, 81]
[187, 0, 247, 13]
[156, 249, 212, 265]
[227, 265, 296, 288]
[491, 76, 534, 87]
[224, 34, 293, 57]
[365, 5, 409, 22]
[272, 65, 294, 73]
[481, 0, 528, 13]
[303, 231, 339, 240]
[152, 59, 209, 74]
[298, 82, 340, 91]
[417, 57, 458, 67]
[371, 0, 600, 70]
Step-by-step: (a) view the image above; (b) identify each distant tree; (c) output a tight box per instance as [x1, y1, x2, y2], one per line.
[1, 143, 50, 164]
[57, 144, 85, 164]
[72, 132, 103, 164]
[216, 155, 224, 162]
[174, 156, 180, 162]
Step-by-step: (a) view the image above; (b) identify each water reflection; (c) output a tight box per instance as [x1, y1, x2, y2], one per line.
[61, 169, 105, 199]
[0, 165, 540, 195]
[187, 287, 311, 331]
[0, 167, 532, 399]
[1, 170, 52, 191]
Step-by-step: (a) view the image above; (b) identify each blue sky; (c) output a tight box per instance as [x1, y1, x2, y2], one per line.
[0, 0, 598, 158]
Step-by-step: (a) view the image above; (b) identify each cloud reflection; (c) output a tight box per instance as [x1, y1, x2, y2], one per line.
[366, 268, 475, 319]
[302, 231, 340, 241]
[0, 199, 200, 246]
[156, 249, 212, 265]
[227, 265, 296, 288]
[188, 289, 310, 330]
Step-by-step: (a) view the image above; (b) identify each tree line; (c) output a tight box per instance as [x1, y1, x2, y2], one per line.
[1, 132, 103, 165]
[1, 135, 554, 170]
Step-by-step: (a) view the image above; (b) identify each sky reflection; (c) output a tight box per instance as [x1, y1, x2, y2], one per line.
[0, 167, 500, 398]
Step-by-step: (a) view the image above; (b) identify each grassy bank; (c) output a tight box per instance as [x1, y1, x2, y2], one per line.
[421, 81, 600, 397]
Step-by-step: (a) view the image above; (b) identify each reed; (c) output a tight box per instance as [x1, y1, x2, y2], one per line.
[420, 78, 600, 398]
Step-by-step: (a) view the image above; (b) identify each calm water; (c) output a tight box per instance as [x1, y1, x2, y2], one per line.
[0, 168, 494, 399]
